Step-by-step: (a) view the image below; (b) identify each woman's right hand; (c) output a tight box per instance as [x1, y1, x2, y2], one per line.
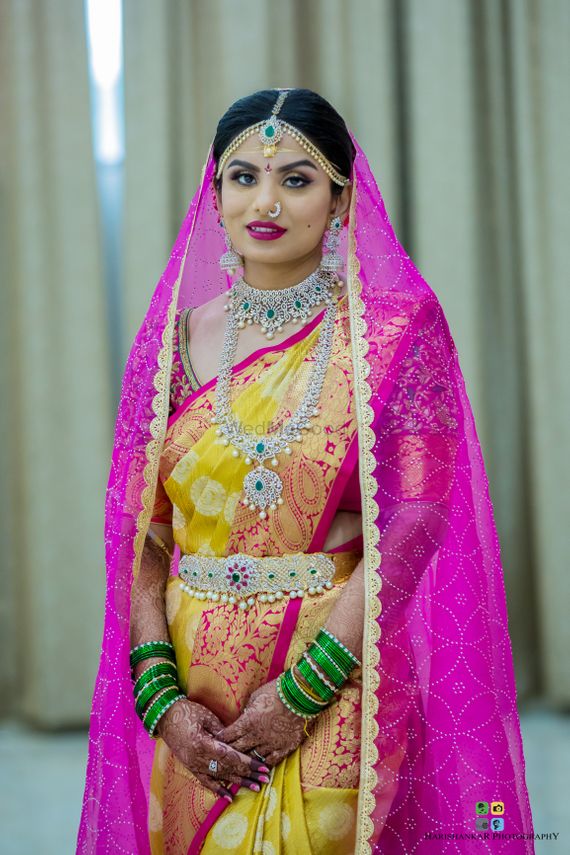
[155, 698, 271, 801]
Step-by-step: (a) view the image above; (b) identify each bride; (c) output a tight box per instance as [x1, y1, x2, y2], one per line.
[77, 87, 534, 855]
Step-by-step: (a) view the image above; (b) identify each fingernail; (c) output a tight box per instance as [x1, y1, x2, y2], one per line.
[249, 783, 260, 792]
[224, 794, 233, 802]
[259, 765, 270, 773]
[258, 775, 270, 783]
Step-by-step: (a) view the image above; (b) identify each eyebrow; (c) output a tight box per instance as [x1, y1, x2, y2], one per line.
[226, 158, 318, 174]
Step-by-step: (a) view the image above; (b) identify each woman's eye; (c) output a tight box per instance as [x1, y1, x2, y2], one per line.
[284, 175, 309, 188]
[233, 172, 256, 186]
[231, 172, 309, 188]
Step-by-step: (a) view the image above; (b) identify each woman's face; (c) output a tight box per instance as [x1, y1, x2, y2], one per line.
[214, 133, 351, 275]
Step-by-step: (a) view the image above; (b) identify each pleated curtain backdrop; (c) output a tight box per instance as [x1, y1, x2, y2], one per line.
[122, 0, 569, 709]
[0, 0, 112, 724]
[0, 0, 567, 728]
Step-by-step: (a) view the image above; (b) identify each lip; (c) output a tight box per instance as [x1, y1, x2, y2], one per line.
[246, 221, 287, 241]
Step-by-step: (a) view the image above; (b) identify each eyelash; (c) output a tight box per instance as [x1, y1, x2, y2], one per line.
[231, 171, 310, 188]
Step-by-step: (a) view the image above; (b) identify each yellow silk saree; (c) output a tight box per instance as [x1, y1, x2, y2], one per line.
[149, 292, 364, 854]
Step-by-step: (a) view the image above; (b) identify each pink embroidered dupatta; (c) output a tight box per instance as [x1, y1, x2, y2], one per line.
[76, 131, 534, 853]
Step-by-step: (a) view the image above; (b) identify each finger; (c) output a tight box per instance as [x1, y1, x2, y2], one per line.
[239, 777, 262, 793]
[202, 710, 225, 735]
[216, 783, 235, 802]
[230, 745, 271, 777]
[218, 717, 247, 744]
[195, 772, 234, 802]
[220, 771, 268, 791]
[227, 734, 257, 754]
[251, 746, 272, 763]
[208, 738, 270, 778]
[261, 750, 283, 768]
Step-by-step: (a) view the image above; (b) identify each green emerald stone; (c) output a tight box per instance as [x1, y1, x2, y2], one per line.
[266, 125, 275, 137]
[294, 300, 302, 309]
[256, 442, 265, 453]
[243, 301, 250, 310]
[208, 572, 213, 578]
[268, 573, 275, 579]
[289, 570, 296, 577]
[255, 480, 264, 491]
[232, 572, 241, 582]
[266, 309, 275, 319]
[309, 568, 317, 574]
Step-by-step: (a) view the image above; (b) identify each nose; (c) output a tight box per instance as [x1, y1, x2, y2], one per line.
[254, 175, 278, 213]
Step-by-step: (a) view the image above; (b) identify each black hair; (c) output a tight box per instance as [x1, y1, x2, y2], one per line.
[212, 88, 355, 197]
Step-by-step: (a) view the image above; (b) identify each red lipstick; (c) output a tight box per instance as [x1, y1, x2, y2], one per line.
[246, 220, 287, 241]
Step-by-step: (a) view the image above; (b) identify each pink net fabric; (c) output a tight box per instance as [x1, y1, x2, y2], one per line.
[76, 132, 534, 854]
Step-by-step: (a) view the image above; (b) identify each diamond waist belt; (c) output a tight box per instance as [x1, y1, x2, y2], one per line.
[178, 551, 354, 611]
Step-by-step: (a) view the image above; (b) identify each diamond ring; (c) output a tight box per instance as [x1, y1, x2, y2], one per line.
[208, 759, 219, 774]
[252, 749, 266, 763]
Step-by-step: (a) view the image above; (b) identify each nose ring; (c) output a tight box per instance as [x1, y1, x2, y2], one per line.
[267, 202, 281, 219]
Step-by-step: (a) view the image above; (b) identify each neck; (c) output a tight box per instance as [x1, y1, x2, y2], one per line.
[242, 249, 323, 290]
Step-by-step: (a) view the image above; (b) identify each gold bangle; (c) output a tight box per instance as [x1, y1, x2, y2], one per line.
[292, 664, 327, 703]
[146, 528, 173, 559]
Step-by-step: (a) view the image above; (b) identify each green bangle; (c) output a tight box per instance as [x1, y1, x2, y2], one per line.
[315, 628, 360, 669]
[133, 661, 178, 697]
[130, 641, 176, 671]
[143, 686, 185, 738]
[290, 667, 330, 708]
[308, 641, 349, 685]
[300, 651, 337, 693]
[312, 642, 353, 678]
[135, 675, 179, 719]
[296, 656, 336, 703]
[276, 674, 319, 721]
[130, 640, 174, 657]
[280, 670, 324, 716]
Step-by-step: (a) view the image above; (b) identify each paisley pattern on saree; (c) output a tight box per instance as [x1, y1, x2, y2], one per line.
[150, 562, 362, 855]
[155, 293, 359, 558]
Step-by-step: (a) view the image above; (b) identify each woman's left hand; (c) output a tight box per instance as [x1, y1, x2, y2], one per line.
[217, 678, 307, 768]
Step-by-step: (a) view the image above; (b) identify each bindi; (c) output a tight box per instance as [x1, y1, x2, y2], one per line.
[264, 163, 272, 173]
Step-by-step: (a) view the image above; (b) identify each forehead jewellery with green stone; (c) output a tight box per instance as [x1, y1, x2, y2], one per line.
[215, 89, 351, 188]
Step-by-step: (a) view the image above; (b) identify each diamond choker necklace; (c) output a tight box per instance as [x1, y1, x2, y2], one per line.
[224, 268, 341, 340]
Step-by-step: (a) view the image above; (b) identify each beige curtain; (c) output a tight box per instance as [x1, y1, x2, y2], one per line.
[0, 1, 111, 724]
[123, 0, 569, 705]
[1, 0, 565, 728]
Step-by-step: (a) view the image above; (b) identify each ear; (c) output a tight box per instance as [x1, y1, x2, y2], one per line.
[212, 180, 222, 216]
[330, 183, 352, 226]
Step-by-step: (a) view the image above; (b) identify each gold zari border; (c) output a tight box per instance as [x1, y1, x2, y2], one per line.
[346, 171, 382, 854]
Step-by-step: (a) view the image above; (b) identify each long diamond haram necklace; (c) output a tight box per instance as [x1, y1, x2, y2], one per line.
[211, 270, 339, 520]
